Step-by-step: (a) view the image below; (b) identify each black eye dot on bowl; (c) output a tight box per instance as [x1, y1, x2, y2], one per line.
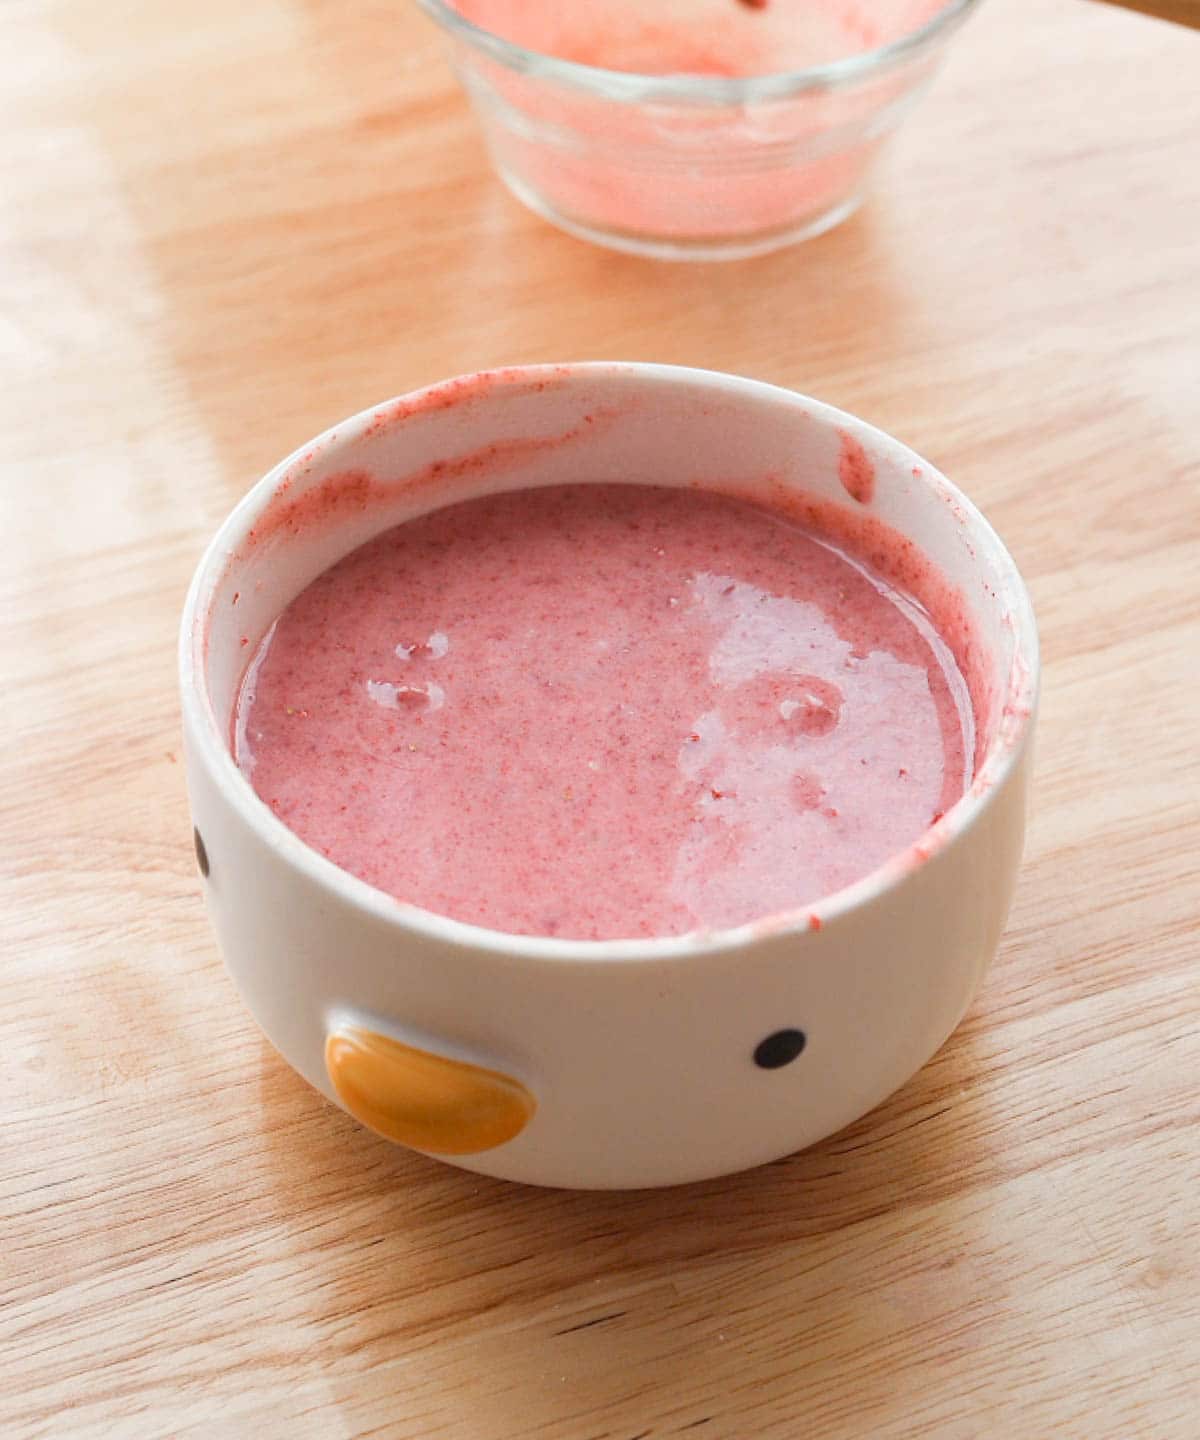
[754, 1029, 806, 1069]
[193, 826, 209, 879]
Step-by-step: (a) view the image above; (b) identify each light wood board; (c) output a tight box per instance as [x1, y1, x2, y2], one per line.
[2, 0, 1198, 1435]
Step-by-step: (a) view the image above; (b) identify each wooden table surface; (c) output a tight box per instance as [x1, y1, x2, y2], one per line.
[3, 0, 1199, 1435]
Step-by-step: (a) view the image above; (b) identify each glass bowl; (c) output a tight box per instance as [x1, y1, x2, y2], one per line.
[416, 0, 984, 260]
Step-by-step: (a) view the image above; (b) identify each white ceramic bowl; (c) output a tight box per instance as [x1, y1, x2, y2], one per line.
[180, 363, 1037, 1189]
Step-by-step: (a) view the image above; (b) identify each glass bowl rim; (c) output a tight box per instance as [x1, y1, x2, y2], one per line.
[415, 0, 985, 104]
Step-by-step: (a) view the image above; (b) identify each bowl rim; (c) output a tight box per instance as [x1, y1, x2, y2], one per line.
[414, 0, 985, 104]
[180, 362, 1038, 966]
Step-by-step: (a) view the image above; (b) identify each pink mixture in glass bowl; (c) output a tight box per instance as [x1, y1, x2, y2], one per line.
[418, 0, 983, 259]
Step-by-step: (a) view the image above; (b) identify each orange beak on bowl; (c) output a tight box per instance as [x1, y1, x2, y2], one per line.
[324, 1025, 536, 1155]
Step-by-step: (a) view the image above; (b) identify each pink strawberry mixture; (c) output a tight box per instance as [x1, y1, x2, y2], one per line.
[235, 484, 973, 940]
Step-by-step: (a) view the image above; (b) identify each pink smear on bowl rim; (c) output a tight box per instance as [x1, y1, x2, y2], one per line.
[838, 431, 876, 505]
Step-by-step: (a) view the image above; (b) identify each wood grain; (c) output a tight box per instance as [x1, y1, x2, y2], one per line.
[1095, 0, 1200, 29]
[2, 0, 1198, 1435]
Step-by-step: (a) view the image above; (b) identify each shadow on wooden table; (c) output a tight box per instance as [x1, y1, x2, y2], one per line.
[254, 1012, 1002, 1435]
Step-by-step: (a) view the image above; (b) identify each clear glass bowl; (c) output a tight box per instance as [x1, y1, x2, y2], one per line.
[416, 0, 983, 261]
